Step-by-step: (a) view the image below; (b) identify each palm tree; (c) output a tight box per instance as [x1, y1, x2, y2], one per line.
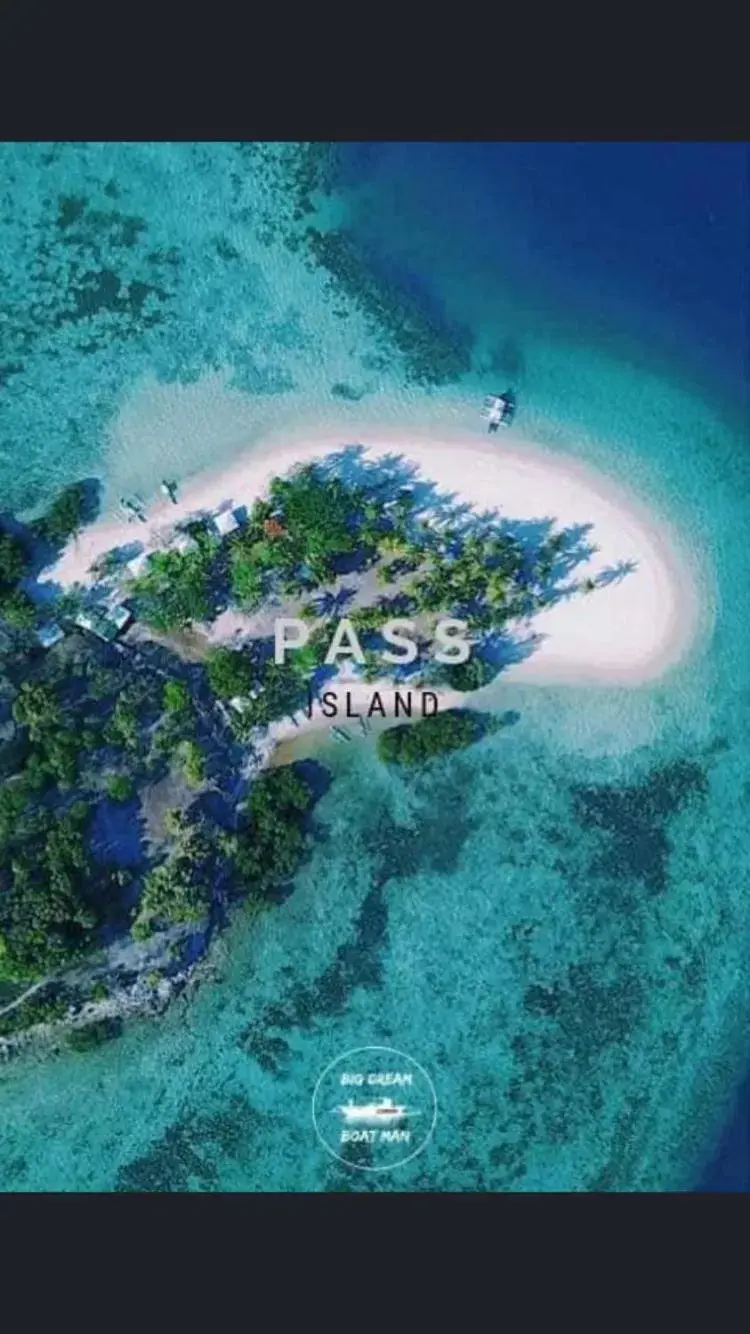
[487, 572, 510, 609]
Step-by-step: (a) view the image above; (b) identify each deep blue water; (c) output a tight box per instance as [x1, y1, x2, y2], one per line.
[698, 1073, 750, 1191]
[341, 140, 750, 1190]
[341, 141, 749, 417]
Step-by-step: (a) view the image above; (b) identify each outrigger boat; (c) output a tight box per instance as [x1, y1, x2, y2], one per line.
[330, 725, 353, 743]
[160, 479, 178, 504]
[119, 496, 147, 524]
[481, 389, 517, 433]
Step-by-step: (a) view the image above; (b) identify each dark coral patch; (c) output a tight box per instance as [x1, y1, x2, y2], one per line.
[571, 758, 708, 895]
[114, 1095, 266, 1192]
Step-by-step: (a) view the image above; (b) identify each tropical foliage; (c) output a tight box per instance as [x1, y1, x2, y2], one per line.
[377, 709, 493, 766]
[107, 774, 135, 802]
[132, 811, 213, 940]
[222, 766, 314, 899]
[162, 679, 192, 717]
[0, 456, 600, 1042]
[0, 589, 36, 628]
[0, 803, 100, 981]
[33, 481, 90, 544]
[130, 546, 215, 630]
[206, 646, 256, 700]
[266, 465, 361, 577]
[0, 531, 28, 587]
[178, 739, 206, 787]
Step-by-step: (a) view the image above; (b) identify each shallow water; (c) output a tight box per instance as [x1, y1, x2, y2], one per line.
[0, 142, 747, 1191]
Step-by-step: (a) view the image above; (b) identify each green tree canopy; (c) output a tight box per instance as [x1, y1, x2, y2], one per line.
[377, 709, 491, 766]
[206, 647, 256, 700]
[131, 548, 214, 630]
[178, 739, 206, 787]
[12, 681, 62, 741]
[224, 766, 313, 897]
[0, 588, 36, 629]
[0, 803, 99, 982]
[35, 482, 89, 544]
[268, 465, 361, 577]
[0, 530, 28, 587]
[162, 679, 192, 717]
[107, 774, 135, 802]
[132, 815, 213, 939]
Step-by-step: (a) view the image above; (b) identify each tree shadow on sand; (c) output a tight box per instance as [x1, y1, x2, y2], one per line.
[308, 586, 357, 617]
[313, 443, 636, 690]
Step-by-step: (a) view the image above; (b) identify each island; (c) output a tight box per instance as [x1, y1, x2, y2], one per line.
[1, 440, 630, 1057]
[377, 709, 505, 766]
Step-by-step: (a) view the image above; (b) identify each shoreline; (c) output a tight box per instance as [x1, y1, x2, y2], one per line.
[7, 421, 708, 1057]
[264, 683, 477, 768]
[0, 960, 205, 1064]
[43, 423, 705, 692]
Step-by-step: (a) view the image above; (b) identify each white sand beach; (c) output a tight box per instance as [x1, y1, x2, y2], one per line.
[40, 426, 703, 739]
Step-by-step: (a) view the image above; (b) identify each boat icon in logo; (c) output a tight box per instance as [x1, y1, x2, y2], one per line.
[334, 1097, 421, 1127]
[313, 1046, 438, 1172]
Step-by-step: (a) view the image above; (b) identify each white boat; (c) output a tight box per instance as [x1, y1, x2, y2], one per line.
[481, 389, 517, 433]
[336, 1097, 415, 1125]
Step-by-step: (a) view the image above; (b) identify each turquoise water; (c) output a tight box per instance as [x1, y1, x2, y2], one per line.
[0, 143, 748, 1191]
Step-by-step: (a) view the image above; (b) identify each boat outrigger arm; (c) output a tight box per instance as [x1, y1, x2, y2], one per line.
[120, 496, 147, 523]
[330, 725, 353, 742]
[481, 389, 517, 433]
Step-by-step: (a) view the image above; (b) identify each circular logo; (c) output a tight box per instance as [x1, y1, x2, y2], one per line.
[312, 1045, 437, 1173]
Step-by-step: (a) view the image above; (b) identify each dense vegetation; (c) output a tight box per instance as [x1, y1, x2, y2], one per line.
[226, 473, 363, 607]
[0, 532, 27, 587]
[206, 646, 256, 700]
[0, 802, 102, 980]
[132, 810, 214, 940]
[377, 709, 496, 767]
[130, 542, 216, 631]
[0, 991, 68, 1039]
[205, 644, 307, 733]
[0, 531, 33, 629]
[222, 767, 315, 900]
[0, 618, 324, 1031]
[0, 489, 336, 1044]
[0, 457, 596, 1046]
[32, 481, 91, 545]
[130, 462, 591, 715]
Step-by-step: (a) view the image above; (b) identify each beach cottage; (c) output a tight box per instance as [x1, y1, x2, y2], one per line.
[73, 611, 99, 636]
[126, 550, 151, 579]
[173, 532, 197, 555]
[107, 603, 133, 635]
[212, 508, 240, 538]
[35, 622, 65, 649]
[73, 604, 132, 642]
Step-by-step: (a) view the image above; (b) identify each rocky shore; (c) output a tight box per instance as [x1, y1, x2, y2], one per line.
[0, 954, 211, 1064]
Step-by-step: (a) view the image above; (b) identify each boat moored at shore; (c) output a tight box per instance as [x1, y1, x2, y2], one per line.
[482, 389, 517, 433]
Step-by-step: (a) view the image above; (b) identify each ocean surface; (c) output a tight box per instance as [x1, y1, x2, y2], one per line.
[0, 142, 748, 1191]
